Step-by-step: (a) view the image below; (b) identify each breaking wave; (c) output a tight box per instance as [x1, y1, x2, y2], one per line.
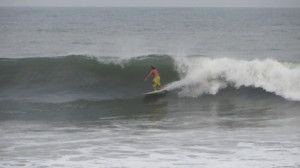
[0, 54, 299, 102]
[166, 57, 300, 101]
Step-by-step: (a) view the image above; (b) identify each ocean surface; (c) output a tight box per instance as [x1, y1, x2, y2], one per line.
[0, 7, 300, 167]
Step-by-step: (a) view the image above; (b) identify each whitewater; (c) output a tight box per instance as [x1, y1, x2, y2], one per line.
[166, 57, 300, 101]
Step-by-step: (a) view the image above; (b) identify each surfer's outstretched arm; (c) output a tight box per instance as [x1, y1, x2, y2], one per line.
[144, 71, 152, 81]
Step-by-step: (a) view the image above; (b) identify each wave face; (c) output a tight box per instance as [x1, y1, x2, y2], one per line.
[0, 55, 179, 102]
[0, 55, 300, 102]
[166, 57, 300, 101]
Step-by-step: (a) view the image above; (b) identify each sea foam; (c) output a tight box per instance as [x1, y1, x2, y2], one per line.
[165, 57, 300, 101]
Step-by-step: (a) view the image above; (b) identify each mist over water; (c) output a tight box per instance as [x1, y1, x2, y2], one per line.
[0, 7, 300, 168]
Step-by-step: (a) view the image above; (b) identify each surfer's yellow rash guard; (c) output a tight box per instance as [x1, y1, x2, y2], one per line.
[152, 75, 161, 90]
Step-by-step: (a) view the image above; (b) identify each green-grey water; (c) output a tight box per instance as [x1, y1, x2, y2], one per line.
[0, 7, 300, 167]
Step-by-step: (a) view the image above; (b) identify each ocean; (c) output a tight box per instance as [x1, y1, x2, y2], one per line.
[0, 7, 300, 167]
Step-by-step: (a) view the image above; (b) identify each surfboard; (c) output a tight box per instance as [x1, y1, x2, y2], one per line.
[144, 89, 168, 97]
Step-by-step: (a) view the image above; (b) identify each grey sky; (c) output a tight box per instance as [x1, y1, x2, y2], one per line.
[1, 0, 300, 7]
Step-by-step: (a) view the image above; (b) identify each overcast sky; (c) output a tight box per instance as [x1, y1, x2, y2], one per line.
[1, 0, 300, 8]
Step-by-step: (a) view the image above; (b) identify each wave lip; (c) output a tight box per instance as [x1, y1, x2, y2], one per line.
[166, 57, 300, 101]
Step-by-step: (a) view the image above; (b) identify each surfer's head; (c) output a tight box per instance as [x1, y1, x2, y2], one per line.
[151, 65, 156, 69]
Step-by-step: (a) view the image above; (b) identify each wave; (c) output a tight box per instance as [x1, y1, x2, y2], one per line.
[166, 57, 300, 101]
[0, 54, 299, 102]
[0, 55, 179, 102]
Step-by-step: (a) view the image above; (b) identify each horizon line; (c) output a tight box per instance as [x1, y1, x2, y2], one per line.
[1, 5, 300, 8]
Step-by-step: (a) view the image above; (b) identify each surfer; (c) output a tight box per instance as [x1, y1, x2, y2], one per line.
[144, 65, 161, 90]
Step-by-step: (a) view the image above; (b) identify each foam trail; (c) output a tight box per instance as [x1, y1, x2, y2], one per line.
[165, 57, 300, 101]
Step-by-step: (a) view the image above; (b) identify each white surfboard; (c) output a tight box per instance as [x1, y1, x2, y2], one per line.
[144, 88, 168, 96]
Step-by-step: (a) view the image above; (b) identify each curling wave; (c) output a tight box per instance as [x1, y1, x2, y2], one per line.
[0, 55, 179, 102]
[0, 54, 299, 102]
